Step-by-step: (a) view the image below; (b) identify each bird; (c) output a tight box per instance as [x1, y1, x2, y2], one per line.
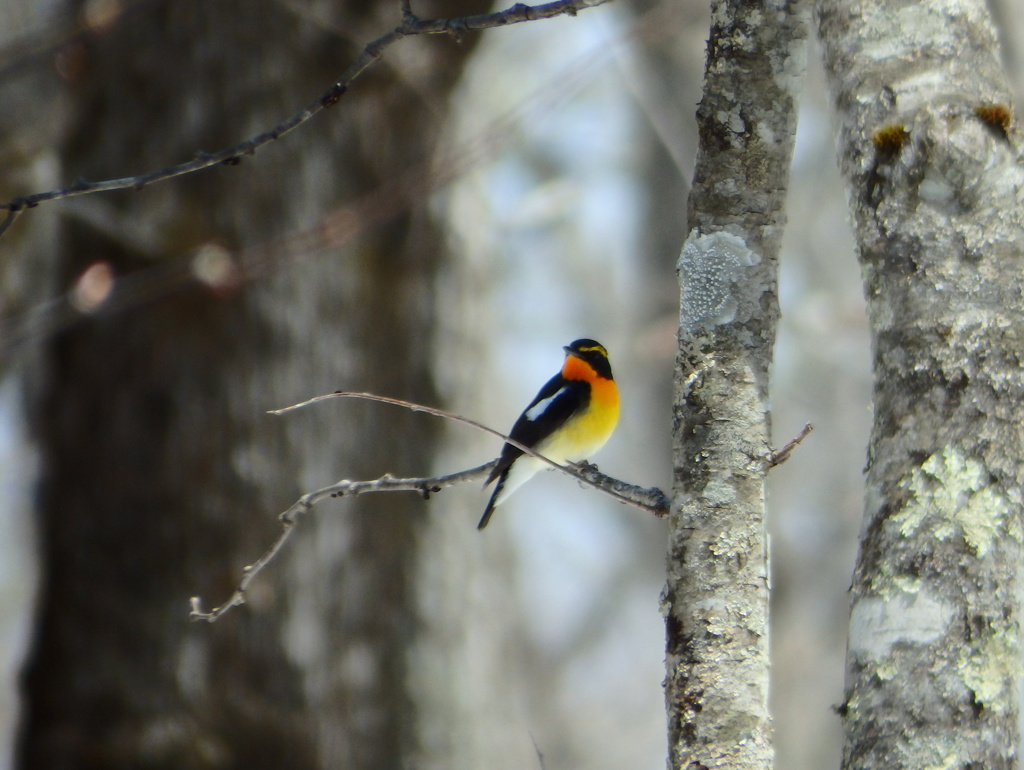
[478, 339, 619, 530]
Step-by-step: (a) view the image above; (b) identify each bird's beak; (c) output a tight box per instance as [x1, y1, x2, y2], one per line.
[563, 345, 574, 355]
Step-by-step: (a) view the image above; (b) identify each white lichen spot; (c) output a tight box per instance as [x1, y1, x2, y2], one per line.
[707, 529, 739, 559]
[755, 121, 777, 146]
[848, 589, 954, 661]
[715, 110, 745, 135]
[894, 447, 1016, 557]
[918, 169, 956, 204]
[692, 597, 735, 638]
[677, 229, 761, 331]
[702, 472, 738, 508]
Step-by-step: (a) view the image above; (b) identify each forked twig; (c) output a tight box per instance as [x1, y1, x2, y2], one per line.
[190, 462, 495, 622]
[189, 390, 667, 622]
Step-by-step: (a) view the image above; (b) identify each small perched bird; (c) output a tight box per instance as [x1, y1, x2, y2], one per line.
[478, 339, 619, 530]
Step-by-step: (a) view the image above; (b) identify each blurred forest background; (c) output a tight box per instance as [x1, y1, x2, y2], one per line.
[0, 0, 1022, 769]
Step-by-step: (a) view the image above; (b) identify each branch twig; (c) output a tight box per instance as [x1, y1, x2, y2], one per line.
[0, 0, 611, 240]
[275, 391, 665, 513]
[190, 462, 495, 622]
[189, 389, 668, 622]
[766, 422, 814, 469]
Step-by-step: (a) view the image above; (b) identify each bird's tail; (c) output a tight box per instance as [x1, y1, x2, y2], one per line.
[477, 474, 506, 530]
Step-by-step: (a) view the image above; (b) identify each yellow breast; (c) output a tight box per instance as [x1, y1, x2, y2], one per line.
[538, 377, 619, 462]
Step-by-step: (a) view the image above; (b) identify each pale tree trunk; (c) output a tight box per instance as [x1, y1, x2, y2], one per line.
[665, 0, 808, 768]
[817, 0, 1024, 767]
[11, 0, 486, 767]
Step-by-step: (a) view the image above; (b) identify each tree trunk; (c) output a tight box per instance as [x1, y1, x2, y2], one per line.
[817, 0, 1024, 766]
[14, 0, 485, 767]
[665, 0, 808, 768]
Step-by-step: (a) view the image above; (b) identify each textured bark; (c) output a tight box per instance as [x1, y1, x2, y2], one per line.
[817, 0, 1024, 767]
[13, 0, 485, 767]
[664, 1, 808, 768]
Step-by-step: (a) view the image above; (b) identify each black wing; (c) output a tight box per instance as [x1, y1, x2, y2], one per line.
[485, 374, 590, 485]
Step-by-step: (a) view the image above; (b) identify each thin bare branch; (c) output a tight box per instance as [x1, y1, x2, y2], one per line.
[190, 390, 668, 622]
[0, 0, 612, 239]
[569, 460, 671, 513]
[189, 462, 495, 622]
[275, 390, 666, 514]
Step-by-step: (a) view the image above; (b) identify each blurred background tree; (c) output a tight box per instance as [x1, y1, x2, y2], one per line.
[1, 0, 527, 768]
